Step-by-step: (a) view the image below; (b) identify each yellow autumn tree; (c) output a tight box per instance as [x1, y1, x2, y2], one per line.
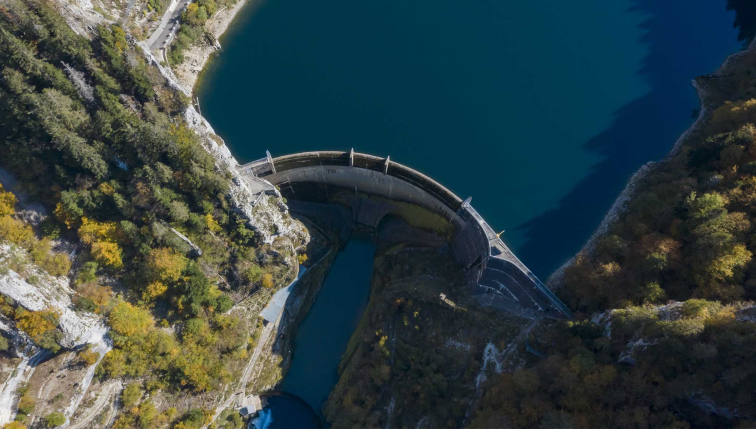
[205, 213, 222, 233]
[15, 309, 59, 338]
[78, 283, 113, 313]
[108, 302, 154, 337]
[53, 202, 77, 229]
[79, 217, 123, 269]
[142, 281, 168, 301]
[0, 216, 34, 246]
[0, 184, 17, 216]
[4, 421, 28, 429]
[146, 248, 187, 283]
[173, 344, 213, 392]
[91, 241, 123, 269]
[78, 347, 100, 366]
[78, 217, 121, 244]
[261, 273, 274, 289]
[98, 182, 116, 196]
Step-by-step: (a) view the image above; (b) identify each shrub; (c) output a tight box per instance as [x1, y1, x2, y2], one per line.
[0, 185, 17, 216]
[122, 383, 142, 407]
[243, 264, 263, 284]
[76, 261, 98, 285]
[17, 395, 34, 415]
[137, 402, 158, 428]
[215, 294, 233, 313]
[91, 241, 123, 269]
[75, 297, 98, 313]
[29, 240, 72, 276]
[177, 408, 206, 429]
[147, 248, 187, 283]
[78, 347, 100, 366]
[44, 411, 65, 427]
[108, 302, 153, 337]
[0, 216, 34, 246]
[142, 281, 168, 301]
[15, 310, 59, 339]
[76, 283, 112, 313]
[41, 253, 71, 277]
[261, 273, 274, 289]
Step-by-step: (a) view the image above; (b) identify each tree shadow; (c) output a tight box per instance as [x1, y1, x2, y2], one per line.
[516, 0, 747, 278]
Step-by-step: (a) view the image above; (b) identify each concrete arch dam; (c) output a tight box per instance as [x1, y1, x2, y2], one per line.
[238, 150, 572, 320]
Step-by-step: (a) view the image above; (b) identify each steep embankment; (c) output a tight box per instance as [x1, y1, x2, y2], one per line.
[323, 241, 529, 429]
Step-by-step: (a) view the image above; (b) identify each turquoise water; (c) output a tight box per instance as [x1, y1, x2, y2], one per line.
[251, 395, 321, 429]
[197, 0, 744, 423]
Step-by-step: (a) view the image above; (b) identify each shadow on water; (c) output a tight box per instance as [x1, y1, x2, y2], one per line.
[250, 393, 322, 429]
[517, 0, 747, 277]
[728, 0, 756, 44]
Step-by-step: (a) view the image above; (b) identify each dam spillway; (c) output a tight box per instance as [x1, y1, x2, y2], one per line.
[238, 150, 573, 320]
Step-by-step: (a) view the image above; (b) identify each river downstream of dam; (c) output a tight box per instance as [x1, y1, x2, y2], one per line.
[197, 0, 743, 425]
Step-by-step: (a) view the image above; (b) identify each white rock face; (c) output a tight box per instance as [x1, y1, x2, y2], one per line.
[183, 106, 310, 246]
[0, 349, 49, 425]
[61, 330, 112, 427]
[136, 41, 191, 97]
[0, 244, 105, 349]
[52, 0, 110, 38]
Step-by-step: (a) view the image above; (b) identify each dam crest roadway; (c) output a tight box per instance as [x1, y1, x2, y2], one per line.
[238, 150, 573, 320]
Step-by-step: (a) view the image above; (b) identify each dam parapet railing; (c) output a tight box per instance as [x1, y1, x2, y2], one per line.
[237, 150, 573, 320]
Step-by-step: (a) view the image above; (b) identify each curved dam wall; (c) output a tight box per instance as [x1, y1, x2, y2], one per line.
[238, 151, 572, 320]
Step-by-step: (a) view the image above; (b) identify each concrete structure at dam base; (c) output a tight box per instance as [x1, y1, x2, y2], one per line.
[237, 150, 573, 320]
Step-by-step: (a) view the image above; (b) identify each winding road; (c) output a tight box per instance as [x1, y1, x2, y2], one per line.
[146, 0, 192, 51]
[68, 381, 122, 429]
[204, 312, 280, 427]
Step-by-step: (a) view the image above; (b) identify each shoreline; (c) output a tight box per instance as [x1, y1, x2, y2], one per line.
[172, 0, 266, 91]
[546, 37, 756, 289]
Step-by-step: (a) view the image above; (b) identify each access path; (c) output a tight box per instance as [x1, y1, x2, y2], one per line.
[146, 0, 191, 51]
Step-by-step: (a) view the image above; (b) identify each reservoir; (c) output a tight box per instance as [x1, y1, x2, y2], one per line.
[197, 0, 742, 277]
[195, 0, 743, 424]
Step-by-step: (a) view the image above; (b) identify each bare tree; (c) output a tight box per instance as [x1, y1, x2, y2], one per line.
[61, 62, 94, 104]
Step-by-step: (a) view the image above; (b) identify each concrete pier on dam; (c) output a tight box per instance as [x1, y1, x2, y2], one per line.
[237, 150, 573, 320]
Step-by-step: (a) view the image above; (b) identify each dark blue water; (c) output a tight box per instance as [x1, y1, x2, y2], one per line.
[198, 0, 741, 277]
[281, 239, 374, 419]
[198, 0, 743, 425]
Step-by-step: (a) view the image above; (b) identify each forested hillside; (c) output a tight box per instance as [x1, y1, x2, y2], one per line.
[0, 0, 304, 426]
